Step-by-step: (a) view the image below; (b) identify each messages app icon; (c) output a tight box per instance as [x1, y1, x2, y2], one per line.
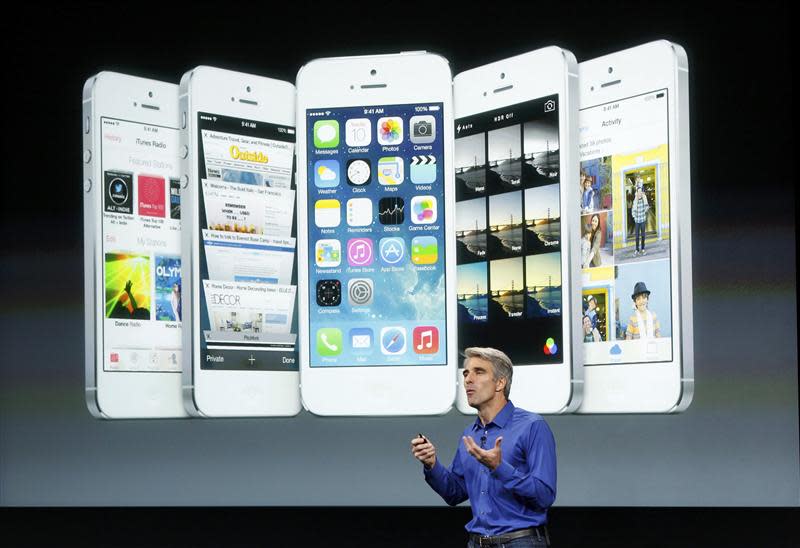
[314, 120, 339, 148]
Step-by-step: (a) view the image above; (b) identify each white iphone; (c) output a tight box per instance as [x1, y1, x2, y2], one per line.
[296, 52, 457, 415]
[83, 72, 187, 418]
[179, 66, 301, 417]
[576, 40, 693, 413]
[453, 47, 583, 415]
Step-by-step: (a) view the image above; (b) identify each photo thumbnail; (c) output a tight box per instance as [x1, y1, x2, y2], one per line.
[613, 260, 671, 341]
[457, 262, 488, 324]
[523, 118, 559, 188]
[104, 253, 151, 320]
[455, 132, 486, 200]
[524, 184, 561, 255]
[581, 288, 609, 342]
[525, 252, 561, 318]
[579, 155, 611, 212]
[488, 191, 523, 259]
[455, 197, 487, 264]
[612, 145, 670, 264]
[487, 125, 522, 194]
[581, 211, 613, 269]
[489, 257, 524, 320]
[154, 256, 181, 322]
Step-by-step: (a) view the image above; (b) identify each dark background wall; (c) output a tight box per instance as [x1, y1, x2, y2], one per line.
[1, 0, 796, 545]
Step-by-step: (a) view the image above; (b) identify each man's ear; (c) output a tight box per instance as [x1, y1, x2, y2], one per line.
[495, 376, 507, 393]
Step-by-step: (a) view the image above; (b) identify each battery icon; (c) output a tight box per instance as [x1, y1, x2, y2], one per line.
[429, 105, 440, 111]
[287, 128, 296, 134]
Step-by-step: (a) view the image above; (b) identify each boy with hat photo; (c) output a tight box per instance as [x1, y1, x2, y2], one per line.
[625, 281, 661, 340]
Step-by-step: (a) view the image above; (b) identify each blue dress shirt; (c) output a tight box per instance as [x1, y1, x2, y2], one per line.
[423, 401, 557, 535]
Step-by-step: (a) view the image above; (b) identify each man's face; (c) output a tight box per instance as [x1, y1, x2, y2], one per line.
[463, 357, 504, 409]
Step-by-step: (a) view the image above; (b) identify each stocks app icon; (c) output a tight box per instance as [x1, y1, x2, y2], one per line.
[378, 197, 404, 225]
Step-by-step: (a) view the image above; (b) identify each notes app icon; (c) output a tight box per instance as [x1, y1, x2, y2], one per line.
[413, 326, 439, 354]
[315, 199, 340, 228]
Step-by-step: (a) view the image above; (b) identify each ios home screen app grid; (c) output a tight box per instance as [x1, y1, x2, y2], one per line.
[307, 104, 446, 367]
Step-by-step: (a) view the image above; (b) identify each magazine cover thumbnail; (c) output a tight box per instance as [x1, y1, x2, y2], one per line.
[154, 256, 181, 321]
[105, 253, 151, 320]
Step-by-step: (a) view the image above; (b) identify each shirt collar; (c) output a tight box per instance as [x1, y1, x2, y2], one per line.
[471, 400, 515, 431]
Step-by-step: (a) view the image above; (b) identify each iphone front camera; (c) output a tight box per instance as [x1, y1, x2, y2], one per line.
[500, 72, 505, 79]
[370, 69, 377, 76]
[148, 91, 153, 98]
[608, 67, 613, 74]
[246, 86, 251, 92]
[590, 86, 595, 91]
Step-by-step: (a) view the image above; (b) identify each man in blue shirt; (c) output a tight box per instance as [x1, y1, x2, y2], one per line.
[411, 347, 556, 547]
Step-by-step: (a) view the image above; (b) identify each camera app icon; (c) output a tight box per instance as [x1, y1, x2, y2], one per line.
[409, 115, 436, 144]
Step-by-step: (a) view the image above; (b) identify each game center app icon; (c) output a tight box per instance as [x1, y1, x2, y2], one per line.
[314, 120, 339, 148]
[317, 328, 342, 357]
[379, 237, 405, 265]
[413, 326, 439, 354]
[315, 239, 341, 267]
[316, 279, 341, 306]
[314, 160, 340, 188]
[345, 118, 371, 147]
[411, 236, 438, 265]
[347, 238, 374, 266]
[377, 116, 403, 145]
[410, 195, 437, 224]
[380, 326, 407, 355]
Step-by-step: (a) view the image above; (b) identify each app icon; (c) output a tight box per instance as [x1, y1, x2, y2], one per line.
[347, 237, 374, 266]
[410, 155, 437, 184]
[543, 337, 558, 355]
[413, 326, 439, 354]
[316, 280, 341, 306]
[345, 118, 371, 147]
[314, 199, 340, 227]
[315, 239, 341, 268]
[378, 157, 404, 185]
[349, 327, 373, 351]
[314, 120, 339, 148]
[379, 237, 406, 265]
[378, 197, 405, 225]
[410, 195, 437, 224]
[348, 278, 374, 306]
[314, 160, 340, 188]
[347, 159, 371, 186]
[411, 236, 438, 265]
[317, 328, 343, 356]
[346, 197, 373, 227]
[138, 174, 166, 218]
[409, 115, 436, 144]
[381, 326, 407, 355]
[377, 116, 403, 145]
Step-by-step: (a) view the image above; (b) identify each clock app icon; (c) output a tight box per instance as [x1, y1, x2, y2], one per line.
[347, 159, 371, 186]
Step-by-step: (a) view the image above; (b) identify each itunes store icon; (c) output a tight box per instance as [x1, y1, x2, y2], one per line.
[347, 238, 373, 267]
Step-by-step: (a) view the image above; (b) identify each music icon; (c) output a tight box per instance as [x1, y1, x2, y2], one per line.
[347, 237, 374, 267]
[412, 326, 439, 354]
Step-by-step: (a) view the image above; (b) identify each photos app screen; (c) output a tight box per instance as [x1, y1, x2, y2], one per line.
[306, 103, 447, 367]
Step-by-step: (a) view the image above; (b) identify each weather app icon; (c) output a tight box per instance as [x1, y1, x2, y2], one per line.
[314, 160, 340, 188]
[379, 237, 405, 265]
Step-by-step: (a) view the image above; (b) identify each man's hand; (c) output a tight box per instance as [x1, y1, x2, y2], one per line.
[463, 435, 503, 471]
[411, 436, 436, 469]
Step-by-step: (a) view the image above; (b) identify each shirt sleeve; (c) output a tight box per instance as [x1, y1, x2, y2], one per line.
[490, 420, 557, 509]
[423, 443, 469, 506]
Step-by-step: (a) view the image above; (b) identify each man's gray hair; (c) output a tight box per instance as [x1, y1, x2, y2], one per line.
[463, 347, 513, 399]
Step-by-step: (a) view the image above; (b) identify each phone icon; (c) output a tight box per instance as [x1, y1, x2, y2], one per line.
[314, 160, 340, 188]
[346, 118, 371, 147]
[314, 120, 339, 148]
[413, 326, 439, 354]
[380, 326, 407, 355]
[317, 328, 343, 356]
[378, 157, 404, 185]
[411, 236, 438, 265]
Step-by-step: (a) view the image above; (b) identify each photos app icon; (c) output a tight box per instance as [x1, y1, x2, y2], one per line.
[377, 117, 403, 145]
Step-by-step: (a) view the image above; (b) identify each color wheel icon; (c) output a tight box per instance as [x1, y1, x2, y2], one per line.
[543, 337, 558, 355]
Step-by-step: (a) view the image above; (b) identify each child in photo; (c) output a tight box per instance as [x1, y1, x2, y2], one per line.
[626, 281, 660, 339]
[581, 226, 592, 268]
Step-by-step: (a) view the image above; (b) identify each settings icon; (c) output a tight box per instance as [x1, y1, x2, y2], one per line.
[348, 278, 373, 306]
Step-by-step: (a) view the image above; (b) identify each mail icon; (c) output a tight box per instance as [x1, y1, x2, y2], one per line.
[350, 327, 374, 351]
